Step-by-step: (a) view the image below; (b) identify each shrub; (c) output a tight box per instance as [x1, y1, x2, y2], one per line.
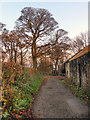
[1, 62, 44, 119]
[2, 62, 23, 116]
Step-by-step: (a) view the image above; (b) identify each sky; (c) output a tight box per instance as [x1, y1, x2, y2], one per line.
[0, 1, 88, 39]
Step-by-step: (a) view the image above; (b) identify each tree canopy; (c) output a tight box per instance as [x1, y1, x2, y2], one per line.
[16, 7, 58, 69]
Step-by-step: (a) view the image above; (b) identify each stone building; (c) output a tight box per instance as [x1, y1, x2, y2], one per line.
[64, 45, 90, 90]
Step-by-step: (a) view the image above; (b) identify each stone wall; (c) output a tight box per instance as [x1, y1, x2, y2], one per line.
[65, 52, 90, 90]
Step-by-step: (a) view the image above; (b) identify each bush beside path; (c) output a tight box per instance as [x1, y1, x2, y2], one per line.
[1, 62, 45, 119]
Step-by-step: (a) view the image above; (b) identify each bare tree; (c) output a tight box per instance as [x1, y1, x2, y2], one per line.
[17, 33, 32, 65]
[49, 29, 71, 74]
[1, 30, 12, 61]
[35, 29, 71, 74]
[2, 30, 31, 64]
[71, 32, 88, 53]
[16, 7, 58, 69]
[0, 22, 7, 62]
[0, 22, 6, 31]
[80, 32, 88, 47]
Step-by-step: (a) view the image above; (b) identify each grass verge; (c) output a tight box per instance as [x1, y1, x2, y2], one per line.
[61, 78, 90, 104]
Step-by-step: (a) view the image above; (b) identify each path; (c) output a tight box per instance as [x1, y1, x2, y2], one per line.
[33, 76, 88, 118]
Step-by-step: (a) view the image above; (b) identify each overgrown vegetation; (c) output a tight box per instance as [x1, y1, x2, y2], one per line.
[61, 78, 90, 104]
[1, 62, 44, 119]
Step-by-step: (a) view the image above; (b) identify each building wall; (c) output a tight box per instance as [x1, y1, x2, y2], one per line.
[65, 62, 70, 78]
[65, 52, 90, 90]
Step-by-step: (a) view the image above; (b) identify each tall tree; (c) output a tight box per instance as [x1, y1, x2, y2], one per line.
[0, 22, 6, 31]
[71, 32, 88, 53]
[16, 32, 31, 65]
[49, 29, 71, 74]
[16, 7, 58, 69]
[0, 22, 7, 62]
[2, 30, 31, 64]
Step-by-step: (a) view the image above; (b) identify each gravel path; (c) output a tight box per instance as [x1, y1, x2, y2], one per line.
[33, 76, 89, 118]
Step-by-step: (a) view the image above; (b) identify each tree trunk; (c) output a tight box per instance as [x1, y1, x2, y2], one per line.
[14, 50, 17, 63]
[45, 53, 46, 72]
[33, 56, 37, 70]
[10, 42, 13, 62]
[20, 50, 23, 65]
[32, 40, 37, 70]
[55, 57, 58, 75]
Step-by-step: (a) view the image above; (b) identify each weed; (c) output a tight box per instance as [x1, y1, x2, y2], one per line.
[61, 77, 90, 104]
